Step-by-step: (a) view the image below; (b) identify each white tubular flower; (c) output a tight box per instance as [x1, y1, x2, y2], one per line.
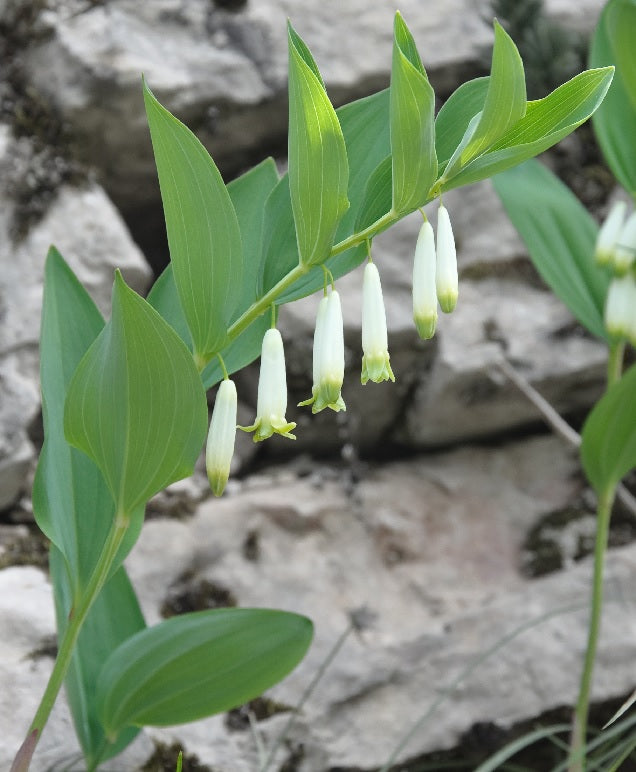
[206, 378, 237, 497]
[239, 328, 296, 442]
[613, 212, 636, 275]
[412, 220, 438, 339]
[298, 290, 346, 413]
[604, 274, 636, 341]
[595, 200, 626, 266]
[436, 204, 458, 314]
[361, 262, 395, 384]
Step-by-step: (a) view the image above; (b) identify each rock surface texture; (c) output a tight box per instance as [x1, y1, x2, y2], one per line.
[0, 1, 631, 770]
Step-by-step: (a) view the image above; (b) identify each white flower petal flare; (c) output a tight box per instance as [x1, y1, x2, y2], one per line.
[206, 378, 238, 497]
[436, 204, 458, 314]
[412, 220, 438, 339]
[239, 328, 296, 442]
[361, 262, 395, 384]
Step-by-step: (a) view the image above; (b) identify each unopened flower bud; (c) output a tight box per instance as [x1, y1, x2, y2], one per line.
[412, 220, 438, 339]
[604, 274, 636, 341]
[239, 328, 296, 441]
[613, 212, 636, 275]
[361, 262, 395, 384]
[595, 200, 626, 266]
[299, 289, 346, 413]
[436, 204, 458, 314]
[206, 378, 238, 497]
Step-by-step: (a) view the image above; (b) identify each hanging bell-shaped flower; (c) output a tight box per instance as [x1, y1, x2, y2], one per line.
[436, 204, 458, 314]
[206, 378, 238, 497]
[299, 289, 346, 413]
[412, 219, 438, 339]
[361, 261, 395, 384]
[239, 328, 296, 441]
[595, 200, 626, 266]
[613, 212, 636, 275]
[605, 274, 636, 342]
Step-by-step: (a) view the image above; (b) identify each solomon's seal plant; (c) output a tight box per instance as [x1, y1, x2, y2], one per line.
[11, 10, 615, 771]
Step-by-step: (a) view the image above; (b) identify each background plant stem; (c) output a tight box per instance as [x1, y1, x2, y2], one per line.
[11, 514, 130, 771]
[568, 341, 625, 771]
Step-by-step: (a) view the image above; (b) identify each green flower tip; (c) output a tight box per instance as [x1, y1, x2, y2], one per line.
[414, 312, 437, 340]
[438, 290, 457, 314]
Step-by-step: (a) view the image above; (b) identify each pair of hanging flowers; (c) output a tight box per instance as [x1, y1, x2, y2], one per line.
[206, 202, 458, 496]
[595, 201, 636, 345]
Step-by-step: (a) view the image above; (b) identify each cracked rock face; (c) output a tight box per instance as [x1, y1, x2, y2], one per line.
[0, 2, 631, 769]
[2, 440, 636, 770]
[0, 124, 152, 511]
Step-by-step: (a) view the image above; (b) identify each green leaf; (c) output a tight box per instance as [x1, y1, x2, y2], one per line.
[148, 158, 279, 390]
[492, 159, 609, 340]
[390, 12, 437, 213]
[143, 80, 243, 362]
[228, 157, 280, 311]
[64, 272, 208, 514]
[35, 248, 143, 596]
[443, 21, 526, 179]
[435, 77, 490, 166]
[590, 0, 636, 195]
[258, 90, 390, 306]
[336, 89, 392, 235]
[355, 155, 393, 232]
[581, 364, 636, 494]
[96, 608, 313, 735]
[287, 22, 349, 266]
[604, 0, 636, 107]
[51, 547, 144, 767]
[442, 67, 614, 190]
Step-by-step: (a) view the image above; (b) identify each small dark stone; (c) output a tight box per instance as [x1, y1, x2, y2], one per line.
[225, 696, 292, 732]
[141, 741, 215, 772]
[160, 576, 238, 618]
[242, 528, 260, 561]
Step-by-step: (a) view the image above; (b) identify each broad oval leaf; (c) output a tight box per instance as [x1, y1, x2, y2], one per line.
[581, 363, 636, 494]
[442, 67, 614, 191]
[35, 248, 143, 595]
[96, 607, 313, 735]
[590, 0, 636, 195]
[435, 77, 490, 167]
[287, 22, 349, 266]
[443, 21, 526, 180]
[147, 264, 271, 391]
[355, 155, 393, 232]
[64, 272, 208, 514]
[268, 90, 391, 306]
[492, 159, 609, 340]
[148, 158, 280, 390]
[144, 80, 243, 363]
[51, 548, 145, 766]
[390, 12, 437, 214]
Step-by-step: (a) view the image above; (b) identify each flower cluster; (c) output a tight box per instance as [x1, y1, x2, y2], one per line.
[206, 203, 459, 497]
[595, 201, 636, 345]
[412, 203, 459, 339]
